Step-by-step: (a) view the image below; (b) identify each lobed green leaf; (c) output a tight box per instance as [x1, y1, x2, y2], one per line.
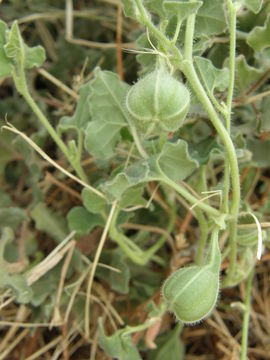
[85, 68, 129, 159]
[157, 140, 199, 182]
[0, 228, 33, 303]
[58, 82, 91, 133]
[67, 206, 104, 234]
[0, 20, 12, 78]
[247, 15, 270, 51]
[195, 0, 226, 36]
[98, 318, 141, 360]
[194, 56, 229, 95]
[243, 0, 263, 14]
[163, 1, 202, 22]
[30, 202, 68, 243]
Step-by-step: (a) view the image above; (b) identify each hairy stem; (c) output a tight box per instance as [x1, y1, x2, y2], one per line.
[172, 16, 181, 44]
[159, 171, 220, 218]
[240, 269, 254, 360]
[13, 66, 88, 183]
[195, 208, 209, 265]
[181, 62, 240, 284]
[184, 12, 195, 61]
[195, 166, 209, 265]
[224, 0, 237, 214]
[109, 207, 169, 265]
[134, 0, 183, 60]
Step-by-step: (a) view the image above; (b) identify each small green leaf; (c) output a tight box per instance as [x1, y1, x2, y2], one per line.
[0, 190, 12, 207]
[237, 228, 266, 247]
[24, 44, 46, 69]
[157, 140, 199, 182]
[164, 1, 202, 22]
[195, 56, 229, 95]
[30, 202, 68, 243]
[136, 33, 158, 75]
[1, 20, 45, 78]
[58, 82, 91, 133]
[6, 274, 33, 303]
[82, 188, 107, 214]
[121, 0, 140, 19]
[195, 0, 226, 36]
[188, 137, 223, 165]
[247, 138, 270, 167]
[98, 249, 130, 294]
[234, 55, 263, 96]
[4, 21, 22, 60]
[30, 268, 59, 306]
[145, 0, 166, 18]
[0, 20, 13, 78]
[67, 206, 104, 234]
[224, 248, 255, 287]
[0, 208, 28, 229]
[247, 15, 270, 51]
[260, 96, 270, 131]
[119, 186, 147, 209]
[243, 0, 263, 13]
[0, 125, 17, 174]
[85, 68, 129, 159]
[149, 324, 185, 360]
[109, 251, 130, 294]
[98, 318, 141, 360]
[103, 162, 151, 201]
[0, 228, 33, 304]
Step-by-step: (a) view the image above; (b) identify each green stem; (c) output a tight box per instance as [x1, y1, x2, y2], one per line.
[199, 165, 208, 195]
[240, 269, 254, 360]
[205, 226, 221, 271]
[226, 0, 236, 129]
[15, 74, 69, 159]
[195, 166, 209, 265]
[223, 0, 237, 214]
[172, 16, 181, 44]
[158, 132, 168, 151]
[13, 67, 88, 183]
[109, 208, 171, 265]
[159, 171, 220, 218]
[182, 4, 240, 284]
[128, 122, 148, 159]
[134, 0, 183, 61]
[180, 66, 240, 209]
[195, 209, 209, 265]
[76, 129, 84, 163]
[181, 62, 240, 283]
[184, 13, 195, 61]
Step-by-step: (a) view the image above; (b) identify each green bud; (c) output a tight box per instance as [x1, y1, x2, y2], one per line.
[162, 228, 221, 324]
[125, 69, 190, 136]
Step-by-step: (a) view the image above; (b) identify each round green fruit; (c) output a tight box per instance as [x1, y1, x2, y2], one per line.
[126, 69, 190, 135]
[162, 265, 219, 324]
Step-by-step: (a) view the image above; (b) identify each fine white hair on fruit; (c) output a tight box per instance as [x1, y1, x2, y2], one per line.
[125, 68, 190, 136]
[162, 227, 221, 324]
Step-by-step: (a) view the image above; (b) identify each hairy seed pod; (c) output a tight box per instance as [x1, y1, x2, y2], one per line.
[125, 69, 190, 135]
[162, 228, 221, 324]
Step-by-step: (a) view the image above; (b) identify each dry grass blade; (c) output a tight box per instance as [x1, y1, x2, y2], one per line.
[0, 328, 29, 360]
[27, 232, 75, 285]
[1, 123, 105, 199]
[50, 240, 76, 328]
[85, 201, 118, 339]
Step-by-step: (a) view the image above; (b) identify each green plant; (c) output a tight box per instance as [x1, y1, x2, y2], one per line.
[1, 0, 270, 358]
